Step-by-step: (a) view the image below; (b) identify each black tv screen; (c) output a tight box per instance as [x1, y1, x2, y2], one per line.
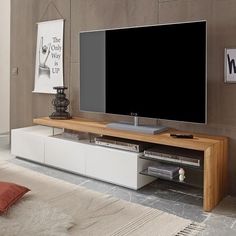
[80, 21, 207, 123]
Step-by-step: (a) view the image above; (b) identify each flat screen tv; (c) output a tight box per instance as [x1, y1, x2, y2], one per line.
[80, 21, 207, 124]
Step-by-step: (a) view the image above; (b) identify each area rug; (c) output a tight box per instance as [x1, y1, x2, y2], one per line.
[0, 199, 74, 236]
[0, 160, 205, 235]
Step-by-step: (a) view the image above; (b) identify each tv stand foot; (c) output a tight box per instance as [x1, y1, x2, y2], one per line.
[106, 122, 168, 134]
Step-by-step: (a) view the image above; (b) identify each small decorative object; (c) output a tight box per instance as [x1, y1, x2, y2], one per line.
[0, 181, 30, 213]
[50, 86, 72, 119]
[179, 168, 185, 182]
[224, 48, 236, 83]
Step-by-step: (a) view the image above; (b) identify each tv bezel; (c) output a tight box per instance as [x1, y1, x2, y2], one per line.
[79, 20, 207, 125]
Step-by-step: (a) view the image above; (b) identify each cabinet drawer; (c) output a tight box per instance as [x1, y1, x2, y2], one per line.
[85, 145, 154, 189]
[11, 126, 54, 163]
[45, 137, 86, 174]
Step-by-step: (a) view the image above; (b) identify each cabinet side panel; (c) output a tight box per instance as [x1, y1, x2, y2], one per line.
[222, 138, 229, 197]
[204, 146, 215, 211]
[204, 142, 226, 211]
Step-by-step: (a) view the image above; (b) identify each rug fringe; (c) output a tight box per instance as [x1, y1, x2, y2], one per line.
[175, 222, 205, 236]
[110, 209, 163, 236]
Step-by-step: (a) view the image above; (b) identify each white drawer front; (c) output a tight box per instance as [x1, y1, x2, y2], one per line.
[11, 129, 45, 163]
[86, 145, 139, 188]
[45, 137, 86, 174]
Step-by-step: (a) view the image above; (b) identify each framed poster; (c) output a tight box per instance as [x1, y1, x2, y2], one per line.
[33, 19, 64, 93]
[224, 48, 236, 83]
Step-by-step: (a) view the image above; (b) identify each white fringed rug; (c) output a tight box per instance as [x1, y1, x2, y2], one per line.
[0, 199, 74, 236]
[0, 161, 205, 236]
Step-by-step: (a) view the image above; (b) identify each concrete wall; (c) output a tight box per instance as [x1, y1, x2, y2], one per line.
[10, 0, 236, 194]
[0, 0, 10, 133]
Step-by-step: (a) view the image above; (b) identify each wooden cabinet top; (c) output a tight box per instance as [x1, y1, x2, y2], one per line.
[33, 117, 227, 151]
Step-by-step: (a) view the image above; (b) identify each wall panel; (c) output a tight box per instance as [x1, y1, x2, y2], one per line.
[10, 0, 71, 129]
[0, 0, 10, 133]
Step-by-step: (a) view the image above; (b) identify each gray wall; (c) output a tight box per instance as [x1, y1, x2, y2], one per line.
[10, 0, 236, 195]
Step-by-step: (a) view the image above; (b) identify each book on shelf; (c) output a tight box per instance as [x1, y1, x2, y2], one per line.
[147, 162, 180, 179]
[147, 170, 179, 180]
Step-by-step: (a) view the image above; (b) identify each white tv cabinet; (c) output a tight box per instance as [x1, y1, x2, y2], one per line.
[12, 116, 228, 211]
[11, 125, 155, 190]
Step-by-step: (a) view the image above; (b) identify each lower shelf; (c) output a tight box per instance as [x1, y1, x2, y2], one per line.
[140, 169, 203, 189]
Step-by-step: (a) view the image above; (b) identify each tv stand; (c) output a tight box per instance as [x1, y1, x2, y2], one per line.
[107, 116, 168, 134]
[12, 116, 228, 212]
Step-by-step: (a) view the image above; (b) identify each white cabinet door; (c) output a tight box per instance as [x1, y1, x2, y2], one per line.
[45, 137, 86, 174]
[11, 126, 54, 163]
[85, 145, 139, 189]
